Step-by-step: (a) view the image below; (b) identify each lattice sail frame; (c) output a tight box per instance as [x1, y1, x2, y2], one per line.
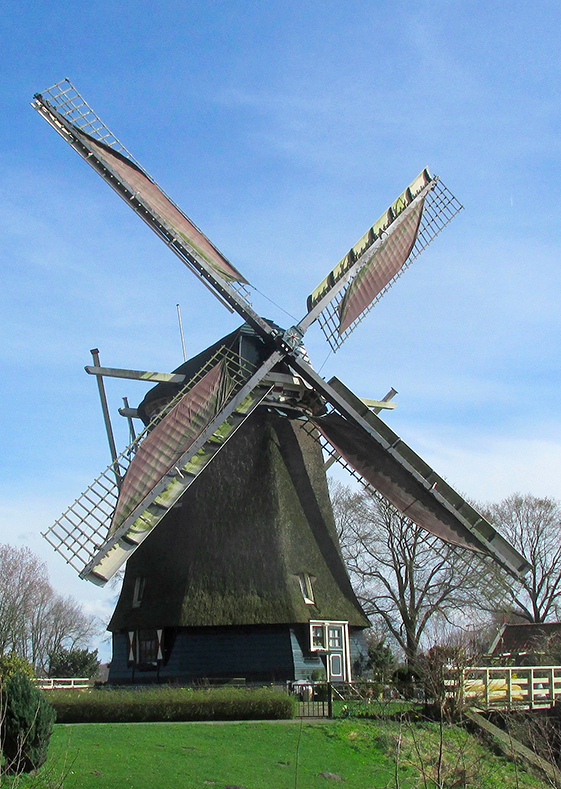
[300, 404, 530, 580]
[32, 79, 251, 303]
[36, 80, 141, 165]
[42, 346, 259, 579]
[315, 180, 463, 351]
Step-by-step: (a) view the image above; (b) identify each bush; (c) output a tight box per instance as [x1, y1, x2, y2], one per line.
[47, 685, 295, 723]
[0, 654, 34, 681]
[48, 647, 100, 679]
[1, 671, 56, 773]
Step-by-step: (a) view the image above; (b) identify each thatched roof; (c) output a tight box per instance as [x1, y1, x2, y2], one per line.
[109, 407, 369, 631]
[490, 623, 561, 658]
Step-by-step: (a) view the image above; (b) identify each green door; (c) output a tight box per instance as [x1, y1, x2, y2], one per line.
[328, 625, 345, 681]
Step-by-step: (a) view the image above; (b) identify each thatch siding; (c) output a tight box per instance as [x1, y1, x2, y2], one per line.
[109, 409, 369, 631]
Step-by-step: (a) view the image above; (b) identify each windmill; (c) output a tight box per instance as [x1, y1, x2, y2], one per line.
[33, 80, 530, 684]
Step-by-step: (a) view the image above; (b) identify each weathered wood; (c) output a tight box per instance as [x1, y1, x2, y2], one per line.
[465, 709, 561, 784]
[86, 365, 187, 384]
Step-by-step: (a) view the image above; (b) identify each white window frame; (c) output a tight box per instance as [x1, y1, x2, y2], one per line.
[298, 573, 316, 605]
[132, 576, 146, 608]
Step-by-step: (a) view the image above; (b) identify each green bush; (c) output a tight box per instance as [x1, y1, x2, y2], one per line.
[0, 654, 34, 681]
[48, 647, 100, 679]
[47, 685, 295, 723]
[1, 671, 56, 773]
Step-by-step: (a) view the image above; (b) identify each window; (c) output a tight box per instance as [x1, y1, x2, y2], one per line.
[309, 621, 348, 653]
[298, 573, 316, 605]
[328, 626, 343, 649]
[138, 629, 158, 664]
[132, 577, 146, 608]
[312, 625, 326, 649]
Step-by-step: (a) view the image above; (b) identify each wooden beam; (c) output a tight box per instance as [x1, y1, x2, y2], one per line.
[85, 366, 186, 384]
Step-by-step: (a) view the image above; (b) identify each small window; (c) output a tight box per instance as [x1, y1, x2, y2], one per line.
[298, 573, 315, 605]
[138, 629, 158, 664]
[329, 626, 343, 649]
[312, 625, 325, 648]
[312, 625, 326, 649]
[132, 577, 146, 608]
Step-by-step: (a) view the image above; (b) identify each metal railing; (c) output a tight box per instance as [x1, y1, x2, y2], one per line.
[290, 681, 333, 718]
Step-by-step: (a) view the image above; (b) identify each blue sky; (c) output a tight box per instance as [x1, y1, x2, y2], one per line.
[2, 1, 560, 654]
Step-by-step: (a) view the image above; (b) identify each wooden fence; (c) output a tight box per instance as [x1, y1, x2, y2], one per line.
[447, 666, 561, 709]
[34, 677, 90, 690]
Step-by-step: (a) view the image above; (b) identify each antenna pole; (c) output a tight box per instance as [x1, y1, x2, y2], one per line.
[176, 304, 187, 362]
[90, 349, 121, 487]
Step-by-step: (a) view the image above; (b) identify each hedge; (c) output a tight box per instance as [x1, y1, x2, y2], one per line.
[46, 686, 295, 723]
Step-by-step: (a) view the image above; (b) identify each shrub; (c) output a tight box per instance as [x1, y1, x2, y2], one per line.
[0, 654, 34, 681]
[48, 647, 100, 679]
[1, 671, 56, 773]
[47, 685, 295, 723]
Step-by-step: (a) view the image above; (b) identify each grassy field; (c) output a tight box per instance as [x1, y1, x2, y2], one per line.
[24, 718, 546, 789]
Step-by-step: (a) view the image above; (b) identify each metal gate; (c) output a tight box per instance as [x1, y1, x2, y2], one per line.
[292, 682, 333, 718]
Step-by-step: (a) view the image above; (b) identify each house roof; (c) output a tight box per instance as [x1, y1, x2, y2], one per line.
[490, 622, 561, 656]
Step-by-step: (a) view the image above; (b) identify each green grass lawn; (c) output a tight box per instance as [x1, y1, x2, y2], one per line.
[24, 719, 546, 789]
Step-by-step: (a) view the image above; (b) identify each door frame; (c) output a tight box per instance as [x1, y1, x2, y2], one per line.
[309, 620, 351, 681]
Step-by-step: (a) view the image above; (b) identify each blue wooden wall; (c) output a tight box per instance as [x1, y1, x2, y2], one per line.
[109, 625, 369, 684]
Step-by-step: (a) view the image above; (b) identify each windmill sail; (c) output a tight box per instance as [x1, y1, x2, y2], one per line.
[76, 130, 247, 285]
[43, 346, 283, 585]
[34, 79, 529, 591]
[289, 363, 531, 579]
[338, 199, 425, 333]
[31, 80, 277, 333]
[303, 170, 463, 350]
[110, 359, 227, 533]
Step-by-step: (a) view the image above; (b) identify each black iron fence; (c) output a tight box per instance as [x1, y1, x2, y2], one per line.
[289, 681, 392, 718]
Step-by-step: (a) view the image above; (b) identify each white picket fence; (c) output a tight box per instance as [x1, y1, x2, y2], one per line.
[34, 677, 90, 690]
[447, 666, 561, 709]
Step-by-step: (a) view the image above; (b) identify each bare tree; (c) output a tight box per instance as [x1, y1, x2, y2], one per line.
[331, 482, 495, 670]
[0, 546, 44, 657]
[0, 544, 100, 673]
[483, 493, 561, 623]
